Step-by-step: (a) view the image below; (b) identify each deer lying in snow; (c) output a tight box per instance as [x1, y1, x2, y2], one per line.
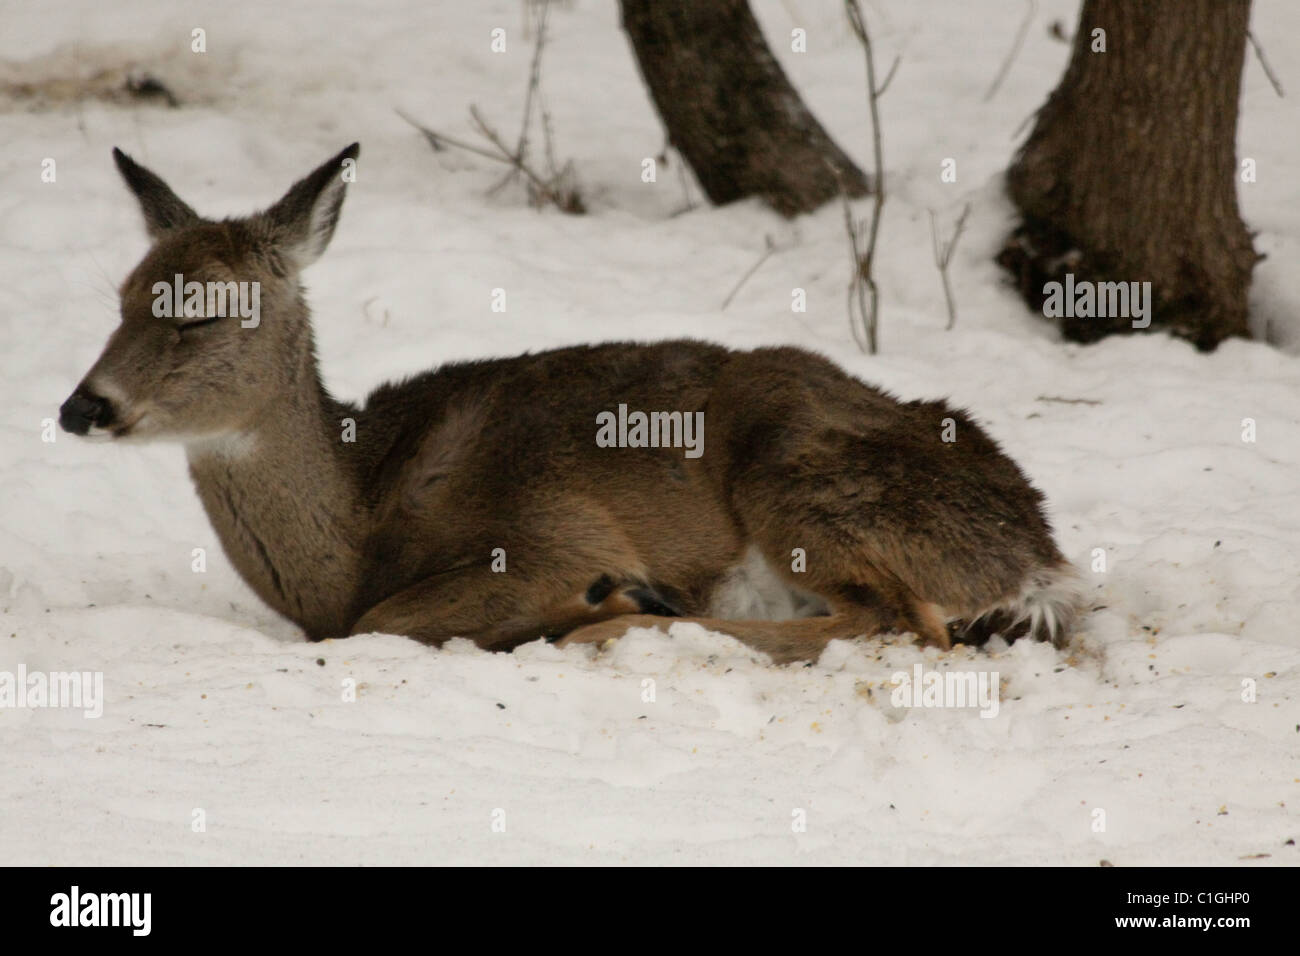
[59, 144, 1080, 664]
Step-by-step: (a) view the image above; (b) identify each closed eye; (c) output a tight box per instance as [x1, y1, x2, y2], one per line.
[178, 315, 224, 333]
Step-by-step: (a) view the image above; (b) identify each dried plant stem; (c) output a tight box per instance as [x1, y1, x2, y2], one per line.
[1247, 31, 1284, 97]
[721, 235, 778, 310]
[843, 0, 886, 354]
[929, 203, 971, 330]
[984, 0, 1037, 102]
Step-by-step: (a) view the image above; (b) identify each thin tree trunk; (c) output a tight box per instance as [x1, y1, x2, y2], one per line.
[1001, 0, 1258, 350]
[619, 0, 870, 217]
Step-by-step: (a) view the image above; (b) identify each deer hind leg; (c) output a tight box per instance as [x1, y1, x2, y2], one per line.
[556, 570, 949, 665]
[350, 568, 685, 652]
[526, 575, 684, 642]
[698, 346, 1078, 652]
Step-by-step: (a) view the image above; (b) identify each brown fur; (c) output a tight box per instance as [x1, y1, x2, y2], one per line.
[59, 144, 1078, 665]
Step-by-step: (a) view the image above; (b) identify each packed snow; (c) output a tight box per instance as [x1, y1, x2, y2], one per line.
[1, 0, 1297, 865]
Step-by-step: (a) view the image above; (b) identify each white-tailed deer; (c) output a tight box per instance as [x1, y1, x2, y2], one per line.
[60, 144, 1079, 664]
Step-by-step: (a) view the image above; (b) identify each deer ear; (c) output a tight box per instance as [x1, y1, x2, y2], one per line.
[263, 143, 360, 271]
[112, 148, 201, 239]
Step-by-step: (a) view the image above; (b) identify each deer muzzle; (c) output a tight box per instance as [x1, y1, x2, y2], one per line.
[59, 389, 114, 436]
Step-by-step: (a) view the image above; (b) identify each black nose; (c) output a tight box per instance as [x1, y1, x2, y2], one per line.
[59, 390, 113, 436]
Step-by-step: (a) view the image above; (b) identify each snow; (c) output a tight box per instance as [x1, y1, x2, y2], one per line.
[1, 0, 1298, 865]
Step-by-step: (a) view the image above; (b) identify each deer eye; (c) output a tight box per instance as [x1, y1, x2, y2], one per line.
[178, 315, 224, 333]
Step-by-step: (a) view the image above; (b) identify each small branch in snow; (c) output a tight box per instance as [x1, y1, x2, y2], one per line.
[839, 191, 871, 353]
[984, 0, 1037, 102]
[656, 137, 699, 217]
[1035, 395, 1102, 406]
[497, 0, 562, 195]
[397, 109, 510, 166]
[517, 0, 551, 157]
[1247, 31, 1285, 97]
[400, 0, 584, 213]
[721, 235, 778, 310]
[929, 203, 971, 330]
[842, 0, 887, 354]
[878, 55, 901, 97]
[469, 105, 555, 198]
[670, 149, 699, 216]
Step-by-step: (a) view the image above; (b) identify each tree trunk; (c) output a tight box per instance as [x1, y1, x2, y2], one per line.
[619, 0, 869, 218]
[1000, 0, 1258, 350]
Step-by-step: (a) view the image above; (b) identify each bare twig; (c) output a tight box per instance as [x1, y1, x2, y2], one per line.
[1247, 30, 1285, 97]
[656, 135, 700, 216]
[721, 235, 778, 310]
[672, 149, 698, 215]
[1010, 107, 1036, 141]
[400, 0, 583, 213]
[840, 193, 870, 353]
[984, 0, 1037, 102]
[397, 109, 506, 164]
[1036, 395, 1102, 406]
[400, 105, 580, 212]
[929, 203, 971, 330]
[878, 55, 901, 97]
[538, 87, 562, 176]
[470, 105, 553, 196]
[515, 0, 551, 161]
[843, 0, 886, 354]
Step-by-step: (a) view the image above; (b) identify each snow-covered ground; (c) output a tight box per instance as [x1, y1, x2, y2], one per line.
[1, 0, 1297, 865]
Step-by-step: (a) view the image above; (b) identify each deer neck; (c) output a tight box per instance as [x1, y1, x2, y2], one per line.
[184, 342, 367, 638]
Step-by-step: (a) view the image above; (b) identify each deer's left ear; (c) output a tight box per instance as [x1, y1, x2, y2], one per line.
[263, 142, 360, 271]
[112, 148, 201, 240]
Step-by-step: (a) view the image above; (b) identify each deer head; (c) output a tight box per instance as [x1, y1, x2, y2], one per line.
[59, 143, 359, 443]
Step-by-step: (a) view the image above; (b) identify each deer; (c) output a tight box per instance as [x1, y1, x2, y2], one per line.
[58, 143, 1080, 665]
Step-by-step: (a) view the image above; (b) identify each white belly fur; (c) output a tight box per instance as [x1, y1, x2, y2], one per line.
[706, 546, 830, 620]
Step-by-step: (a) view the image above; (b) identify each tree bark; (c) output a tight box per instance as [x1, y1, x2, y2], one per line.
[1001, 0, 1258, 350]
[619, 0, 869, 218]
